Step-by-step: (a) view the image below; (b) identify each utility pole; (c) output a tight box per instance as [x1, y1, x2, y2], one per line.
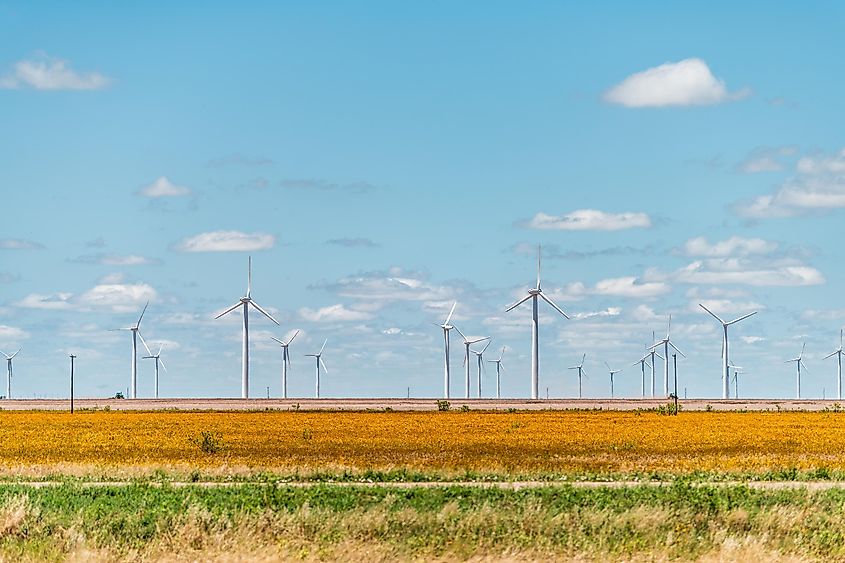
[69, 354, 76, 414]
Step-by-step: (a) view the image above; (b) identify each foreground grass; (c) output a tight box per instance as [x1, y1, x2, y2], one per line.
[0, 482, 840, 561]
[1, 410, 845, 479]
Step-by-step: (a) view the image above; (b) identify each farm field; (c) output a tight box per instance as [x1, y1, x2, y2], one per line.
[0, 409, 843, 480]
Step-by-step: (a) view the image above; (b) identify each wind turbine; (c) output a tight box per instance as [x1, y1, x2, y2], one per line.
[305, 339, 328, 398]
[454, 327, 489, 399]
[824, 329, 845, 400]
[699, 304, 757, 400]
[633, 352, 651, 398]
[645, 332, 664, 397]
[112, 301, 152, 399]
[605, 361, 623, 398]
[436, 302, 457, 399]
[0, 348, 21, 399]
[785, 342, 807, 399]
[505, 245, 570, 399]
[270, 330, 300, 399]
[488, 346, 506, 399]
[648, 316, 685, 397]
[728, 363, 743, 399]
[214, 256, 279, 399]
[568, 354, 587, 398]
[142, 344, 167, 399]
[471, 340, 492, 398]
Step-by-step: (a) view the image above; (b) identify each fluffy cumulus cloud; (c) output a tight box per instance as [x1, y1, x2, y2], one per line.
[16, 292, 74, 310]
[0, 54, 109, 90]
[603, 58, 748, 108]
[299, 304, 374, 322]
[137, 177, 192, 198]
[525, 209, 651, 231]
[77, 283, 157, 313]
[174, 231, 275, 252]
[736, 148, 845, 218]
[0, 325, 29, 341]
[681, 236, 778, 258]
[592, 277, 671, 298]
[314, 268, 455, 303]
[675, 260, 824, 287]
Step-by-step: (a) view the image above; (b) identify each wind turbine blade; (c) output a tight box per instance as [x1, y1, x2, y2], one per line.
[249, 300, 280, 325]
[498, 346, 505, 361]
[605, 361, 611, 371]
[538, 293, 570, 319]
[270, 336, 284, 345]
[137, 332, 153, 356]
[800, 342, 806, 359]
[214, 301, 243, 319]
[247, 255, 252, 297]
[505, 293, 532, 312]
[320, 358, 328, 373]
[536, 244, 541, 289]
[319, 339, 327, 354]
[136, 301, 150, 327]
[669, 341, 686, 357]
[480, 340, 491, 354]
[9, 348, 21, 359]
[444, 301, 457, 325]
[157, 344, 163, 356]
[666, 314, 672, 339]
[824, 350, 839, 360]
[453, 326, 467, 341]
[726, 311, 758, 325]
[468, 336, 490, 345]
[159, 358, 168, 373]
[580, 353, 586, 366]
[288, 329, 300, 345]
[698, 303, 726, 324]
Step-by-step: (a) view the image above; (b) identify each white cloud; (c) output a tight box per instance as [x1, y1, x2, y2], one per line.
[736, 146, 797, 174]
[694, 298, 764, 316]
[736, 148, 845, 218]
[592, 277, 671, 298]
[174, 231, 276, 252]
[603, 58, 747, 108]
[16, 292, 74, 310]
[317, 268, 455, 302]
[72, 254, 158, 266]
[77, 283, 157, 313]
[0, 54, 109, 90]
[299, 304, 374, 322]
[0, 325, 29, 341]
[675, 260, 824, 287]
[0, 238, 43, 250]
[572, 307, 622, 320]
[137, 177, 192, 198]
[682, 236, 778, 258]
[526, 209, 651, 231]
[741, 336, 766, 344]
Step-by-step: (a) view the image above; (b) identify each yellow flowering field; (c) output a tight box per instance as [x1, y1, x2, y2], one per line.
[0, 409, 842, 475]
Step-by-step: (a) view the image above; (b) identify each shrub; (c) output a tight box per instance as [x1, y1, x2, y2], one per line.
[436, 400, 450, 412]
[189, 431, 224, 455]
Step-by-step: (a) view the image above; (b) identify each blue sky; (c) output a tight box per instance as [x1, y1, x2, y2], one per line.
[2, 1, 845, 400]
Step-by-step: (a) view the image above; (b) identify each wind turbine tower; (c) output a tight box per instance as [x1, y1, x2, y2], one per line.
[305, 339, 328, 398]
[824, 330, 845, 400]
[454, 327, 489, 399]
[270, 330, 300, 399]
[568, 354, 587, 398]
[785, 342, 807, 399]
[113, 301, 152, 399]
[649, 316, 685, 397]
[505, 245, 570, 399]
[471, 340, 492, 398]
[605, 361, 623, 398]
[436, 302, 457, 399]
[0, 348, 20, 399]
[633, 352, 651, 398]
[214, 256, 280, 399]
[728, 363, 743, 399]
[699, 304, 757, 400]
[142, 345, 167, 399]
[488, 347, 506, 399]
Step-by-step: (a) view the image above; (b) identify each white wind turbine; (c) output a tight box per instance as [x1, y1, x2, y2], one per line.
[824, 329, 845, 400]
[505, 245, 570, 399]
[488, 346, 506, 399]
[633, 351, 651, 398]
[214, 256, 279, 399]
[454, 327, 489, 399]
[436, 301, 457, 399]
[270, 330, 300, 399]
[648, 316, 685, 398]
[605, 361, 623, 398]
[728, 362, 743, 399]
[305, 339, 328, 398]
[785, 342, 807, 399]
[142, 344, 167, 399]
[645, 332, 663, 397]
[568, 354, 587, 399]
[699, 304, 757, 400]
[112, 301, 152, 399]
[471, 340, 492, 398]
[0, 348, 21, 399]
